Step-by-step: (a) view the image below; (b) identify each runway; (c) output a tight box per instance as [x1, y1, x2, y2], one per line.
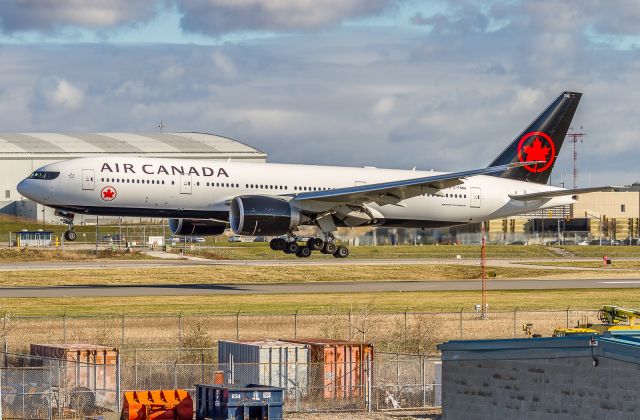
[1, 278, 639, 298]
[0, 257, 625, 271]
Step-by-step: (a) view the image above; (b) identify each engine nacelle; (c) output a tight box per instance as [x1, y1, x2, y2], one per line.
[168, 218, 227, 236]
[230, 196, 301, 236]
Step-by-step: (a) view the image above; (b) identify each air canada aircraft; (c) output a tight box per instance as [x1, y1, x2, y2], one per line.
[17, 91, 618, 258]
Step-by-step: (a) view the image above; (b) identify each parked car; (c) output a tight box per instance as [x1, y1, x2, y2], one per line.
[577, 240, 590, 246]
[170, 236, 205, 243]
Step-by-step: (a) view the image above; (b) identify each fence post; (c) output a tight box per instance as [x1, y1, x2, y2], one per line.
[459, 307, 464, 340]
[348, 309, 352, 340]
[566, 306, 570, 328]
[116, 352, 121, 412]
[396, 353, 400, 387]
[121, 311, 125, 348]
[63, 311, 67, 343]
[48, 365, 52, 420]
[201, 348, 205, 383]
[513, 307, 518, 338]
[421, 356, 426, 407]
[403, 309, 408, 346]
[178, 312, 183, 345]
[236, 311, 240, 340]
[294, 310, 298, 339]
[134, 349, 138, 389]
[367, 354, 372, 412]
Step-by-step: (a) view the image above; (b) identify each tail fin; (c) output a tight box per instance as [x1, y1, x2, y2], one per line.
[488, 91, 581, 184]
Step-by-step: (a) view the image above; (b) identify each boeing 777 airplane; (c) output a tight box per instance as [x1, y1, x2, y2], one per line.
[17, 91, 617, 258]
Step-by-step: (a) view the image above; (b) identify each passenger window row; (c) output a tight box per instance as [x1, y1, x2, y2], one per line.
[102, 177, 169, 185]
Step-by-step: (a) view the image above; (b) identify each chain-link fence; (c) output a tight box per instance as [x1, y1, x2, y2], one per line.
[0, 352, 119, 418]
[0, 309, 600, 352]
[0, 349, 439, 417]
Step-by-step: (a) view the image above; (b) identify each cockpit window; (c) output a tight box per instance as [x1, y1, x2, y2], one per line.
[28, 171, 60, 180]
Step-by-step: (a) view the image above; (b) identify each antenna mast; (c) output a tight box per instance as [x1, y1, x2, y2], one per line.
[566, 126, 586, 189]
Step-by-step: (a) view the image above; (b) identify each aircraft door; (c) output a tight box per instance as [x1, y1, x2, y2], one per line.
[470, 187, 481, 208]
[180, 174, 192, 194]
[82, 169, 95, 190]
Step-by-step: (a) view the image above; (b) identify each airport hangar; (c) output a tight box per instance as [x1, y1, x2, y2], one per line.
[0, 132, 266, 224]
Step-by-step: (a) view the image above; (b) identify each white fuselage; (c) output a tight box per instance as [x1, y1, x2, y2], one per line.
[17, 156, 574, 228]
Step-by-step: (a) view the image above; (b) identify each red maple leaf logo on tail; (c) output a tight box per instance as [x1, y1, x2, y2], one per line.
[523, 137, 550, 163]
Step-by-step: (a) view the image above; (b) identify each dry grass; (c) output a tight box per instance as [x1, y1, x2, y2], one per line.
[519, 260, 640, 269]
[0, 248, 154, 262]
[0, 288, 637, 316]
[0, 291, 616, 352]
[0, 264, 584, 287]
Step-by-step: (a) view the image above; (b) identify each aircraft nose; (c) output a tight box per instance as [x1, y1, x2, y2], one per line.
[16, 178, 42, 202]
[16, 178, 30, 198]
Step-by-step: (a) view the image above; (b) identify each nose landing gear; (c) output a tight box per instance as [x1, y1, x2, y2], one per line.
[55, 209, 77, 242]
[64, 230, 77, 241]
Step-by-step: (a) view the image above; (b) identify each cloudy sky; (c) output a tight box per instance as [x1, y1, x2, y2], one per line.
[0, 0, 638, 186]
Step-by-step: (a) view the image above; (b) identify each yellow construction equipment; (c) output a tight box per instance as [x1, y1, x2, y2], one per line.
[553, 305, 640, 337]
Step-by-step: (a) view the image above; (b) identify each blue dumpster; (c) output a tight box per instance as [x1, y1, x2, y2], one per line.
[196, 383, 284, 420]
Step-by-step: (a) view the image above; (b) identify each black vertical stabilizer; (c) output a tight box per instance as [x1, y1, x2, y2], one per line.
[488, 91, 581, 184]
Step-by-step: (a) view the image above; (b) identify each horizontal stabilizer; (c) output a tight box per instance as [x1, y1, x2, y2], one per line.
[509, 186, 627, 201]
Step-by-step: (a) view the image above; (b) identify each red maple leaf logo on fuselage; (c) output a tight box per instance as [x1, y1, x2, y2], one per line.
[101, 186, 117, 201]
[523, 137, 550, 163]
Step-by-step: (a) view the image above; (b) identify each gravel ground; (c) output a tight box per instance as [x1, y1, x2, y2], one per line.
[287, 409, 441, 419]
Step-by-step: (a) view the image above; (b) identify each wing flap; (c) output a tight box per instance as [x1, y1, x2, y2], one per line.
[509, 186, 626, 201]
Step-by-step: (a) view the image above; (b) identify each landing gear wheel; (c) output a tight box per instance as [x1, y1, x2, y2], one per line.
[322, 242, 337, 254]
[274, 238, 287, 250]
[334, 246, 349, 258]
[296, 246, 312, 258]
[270, 238, 286, 251]
[284, 242, 299, 254]
[64, 231, 77, 241]
[307, 238, 324, 251]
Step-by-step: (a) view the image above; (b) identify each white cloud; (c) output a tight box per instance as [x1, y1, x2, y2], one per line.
[373, 97, 395, 117]
[211, 50, 238, 81]
[0, 0, 159, 33]
[177, 0, 396, 35]
[43, 77, 84, 109]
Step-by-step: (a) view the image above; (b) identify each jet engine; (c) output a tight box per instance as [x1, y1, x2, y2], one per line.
[168, 218, 227, 236]
[230, 196, 302, 236]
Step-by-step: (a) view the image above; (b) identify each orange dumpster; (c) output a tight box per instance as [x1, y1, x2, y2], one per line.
[121, 389, 193, 420]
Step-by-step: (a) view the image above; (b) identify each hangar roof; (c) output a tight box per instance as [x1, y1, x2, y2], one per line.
[0, 132, 265, 158]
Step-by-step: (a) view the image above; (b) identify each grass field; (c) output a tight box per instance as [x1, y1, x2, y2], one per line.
[0, 288, 638, 315]
[0, 248, 155, 261]
[182, 244, 566, 260]
[521, 260, 640, 269]
[0, 263, 585, 287]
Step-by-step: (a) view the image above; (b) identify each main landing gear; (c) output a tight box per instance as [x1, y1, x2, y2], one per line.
[269, 237, 349, 259]
[55, 209, 77, 241]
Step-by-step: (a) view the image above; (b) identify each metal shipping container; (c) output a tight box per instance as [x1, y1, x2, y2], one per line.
[30, 343, 118, 407]
[284, 338, 373, 400]
[218, 340, 308, 394]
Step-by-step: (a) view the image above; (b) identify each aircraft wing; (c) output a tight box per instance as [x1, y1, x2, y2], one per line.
[292, 162, 534, 206]
[508, 186, 626, 201]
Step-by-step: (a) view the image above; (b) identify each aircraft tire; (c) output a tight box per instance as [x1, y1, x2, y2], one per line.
[284, 242, 299, 254]
[64, 231, 77, 241]
[271, 238, 286, 251]
[322, 242, 337, 254]
[334, 246, 349, 258]
[296, 246, 312, 258]
[308, 238, 324, 251]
